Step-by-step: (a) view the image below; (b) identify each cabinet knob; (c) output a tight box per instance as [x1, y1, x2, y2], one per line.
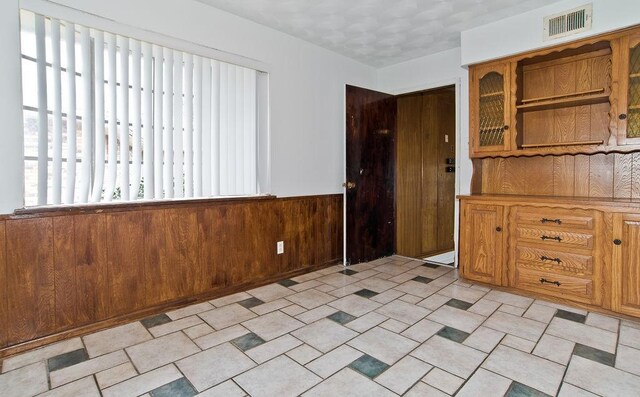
[614, 239, 622, 245]
[496, 227, 502, 232]
[619, 114, 627, 120]
[503, 125, 509, 130]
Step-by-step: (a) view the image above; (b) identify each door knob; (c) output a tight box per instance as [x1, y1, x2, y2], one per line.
[343, 181, 356, 189]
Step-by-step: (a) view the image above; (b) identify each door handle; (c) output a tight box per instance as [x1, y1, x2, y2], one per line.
[343, 181, 356, 189]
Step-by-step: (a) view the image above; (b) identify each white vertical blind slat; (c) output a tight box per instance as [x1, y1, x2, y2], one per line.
[184, 53, 194, 197]
[244, 69, 256, 194]
[64, 22, 77, 204]
[91, 30, 106, 202]
[130, 40, 142, 199]
[35, 14, 48, 205]
[51, 18, 63, 205]
[78, 26, 92, 203]
[118, 36, 130, 201]
[142, 42, 154, 199]
[236, 67, 244, 194]
[173, 51, 184, 198]
[227, 65, 237, 195]
[211, 60, 221, 196]
[104, 32, 118, 202]
[218, 62, 227, 195]
[162, 48, 174, 198]
[152, 45, 164, 199]
[194, 56, 203, 197]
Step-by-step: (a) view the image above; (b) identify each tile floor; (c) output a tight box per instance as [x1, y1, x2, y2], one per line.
[2, 255, 640, 396]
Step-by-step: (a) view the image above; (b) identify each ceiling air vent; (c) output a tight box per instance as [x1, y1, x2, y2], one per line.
[543, 4, 592, 41]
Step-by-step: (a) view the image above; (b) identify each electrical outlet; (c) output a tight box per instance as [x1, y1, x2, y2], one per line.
[277, 241, 284, 255]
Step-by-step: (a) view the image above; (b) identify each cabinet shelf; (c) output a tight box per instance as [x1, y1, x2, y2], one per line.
[520, 140, 604, 149]
[480, 91, 504, 98]
[517, 90, 608, 112]
[630, 73, 640, 79]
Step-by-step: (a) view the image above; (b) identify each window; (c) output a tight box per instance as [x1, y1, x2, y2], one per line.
[20, 10, 265, 207]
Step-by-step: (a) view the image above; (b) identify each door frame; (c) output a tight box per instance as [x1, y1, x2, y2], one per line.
[343, 78, 462, 267]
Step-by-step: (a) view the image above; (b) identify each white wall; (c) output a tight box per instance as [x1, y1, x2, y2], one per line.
[0, 0, 25, 214]
[462, 0, 640, 65]
[0, 0, 377, 213]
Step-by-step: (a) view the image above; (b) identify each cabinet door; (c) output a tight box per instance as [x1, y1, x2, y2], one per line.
[470, 62, 511, 156]
[460, 203, 504, 284]
[617, 33, 640, 145]
[612, 213, 640, 316]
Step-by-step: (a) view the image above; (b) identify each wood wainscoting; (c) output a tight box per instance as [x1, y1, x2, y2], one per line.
[0, 194, 343, 357]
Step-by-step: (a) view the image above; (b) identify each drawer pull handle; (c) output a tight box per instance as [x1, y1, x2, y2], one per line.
[540, 218, 562, 225]
[540, 255, 562, 264]
[541, 235, 563, 242]
[539, 278, 561, 287]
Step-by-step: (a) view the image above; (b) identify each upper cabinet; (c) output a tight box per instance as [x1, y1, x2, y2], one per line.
[469, 25, 640, 158]
[618, 32, 640, 145]
[470, 62, 511, 156]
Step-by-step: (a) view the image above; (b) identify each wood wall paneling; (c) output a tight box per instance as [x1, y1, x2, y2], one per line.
[421, 94, 439, 254]
[6, 218, 55, 344]
[74, 214, 108, 325]
[53, 216, 76, 331]
[436, 92, 456, 250]
[0, 222, 6, 347]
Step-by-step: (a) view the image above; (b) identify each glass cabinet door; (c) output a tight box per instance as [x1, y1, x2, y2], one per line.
[471, 62, 510, 155]
[619, 34, 640, 145]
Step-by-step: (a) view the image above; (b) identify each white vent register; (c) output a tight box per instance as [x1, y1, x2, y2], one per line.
[544, 4, 592, 41]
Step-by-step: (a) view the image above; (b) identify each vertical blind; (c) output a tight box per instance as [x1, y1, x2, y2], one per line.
[20, 10, 259, 206]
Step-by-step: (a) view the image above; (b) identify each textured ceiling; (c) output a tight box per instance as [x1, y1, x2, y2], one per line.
[195, 0, 561, 67]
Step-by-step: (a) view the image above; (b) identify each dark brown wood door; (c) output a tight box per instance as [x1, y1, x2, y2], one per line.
[346, 85, 396, 264]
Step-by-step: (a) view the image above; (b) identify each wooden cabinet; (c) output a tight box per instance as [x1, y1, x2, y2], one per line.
[470, 62, 511, 156]
[617, 32, 640, 145]
[459, 196, 640, 318]
[459, 202, 504, 284]
[612, 213, 640, 316]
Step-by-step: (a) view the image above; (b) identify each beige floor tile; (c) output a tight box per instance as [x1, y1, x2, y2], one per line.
[615, 345, 640, 376]
[533, 334, 575, 365]
[295, 305, 339, 324]
[399, 293, 423, 304]
[401, 318, 444, 343]
[166, 302, 214, 320]
[394, 280, 441, 298]
[328, 294, 382, 317]
[411, 336, 486, 378]
[250, 298, 292, 316]
[345, 311, 388, 333]
[374, 263, 410, 276]
[83, 322, 152, 358]
[456, 368, 511, 397]
[417, 294, 451, 311]
[423, 367, 464, 395]
[286, 344, 322, 365]
[484, 311, 546, 342]
[39, 376, 100, 397]
[534, 300, 587, 315]
[303, 368, 396, 397]
[348, 327, 418, 364]
[355, 277, 398, 293]
[149, 316, 204, 337]
[199, 304, 257, 330]
[484, 290, 534, 308]
[196, 380, 246, 396]
[245, 334, 302, 364]
[405, 381, 449, 397]
[369, 289, 405, 304]
[427, 305, 485, 333]
[547, 317, 617, 353]
[209, 292, 252, 307]
[376, 300, 431, 325]
[306, 344, 363, 378]
[351, 269, 380, 280]
[483, 345, 564, 395]
[193, 324, 249, 350]
[177, 343, 255, 392]
[329, 284, 364, 298]
[289, 280, 323, 292]
[565, 355, 640, 397]
[523, 303, 557, 324]
[375, 356, 432, 395]
[50, 350, 129, 388]
[2, 338, 83, 373]
[280, 304, 306, 316]
[315, 283, 336, 292]
[286, 289, 335, 309]
[387, 272, 420, 284]
[0, 362, 48, 397]
[557, 382, 599, 396]
[95, 362, 138, 389]
[126, 332, 199, 373]
[463, 326, 505, 353]
[248, 283, 294, 302]
[316, 273, 359, 288]
[501, 334, 536, 353]
[438, 284, 487, 303]
[498, 304, 526, 316]
[101, 364, 181, 397]
[467, 298, 501, 317]
[241, 310, 304, 340]
[290, 272, 322, 283]
[379, 318, 409, 333]
[184, 323, 215, 340]
[292, 319, 358, 353]
[235, 355, 321, 397]
[619, 324, 640, 349]
[585, 312, 619, 333]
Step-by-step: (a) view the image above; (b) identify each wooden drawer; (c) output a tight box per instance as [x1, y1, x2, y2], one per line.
[515, 226, 594, 249]
[515, 208, 595, 230]
[513, 266, 595, 304]
[515, 245, 593, 274]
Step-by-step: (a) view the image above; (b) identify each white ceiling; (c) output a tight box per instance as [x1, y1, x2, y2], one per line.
[195, 0, 561, 67]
